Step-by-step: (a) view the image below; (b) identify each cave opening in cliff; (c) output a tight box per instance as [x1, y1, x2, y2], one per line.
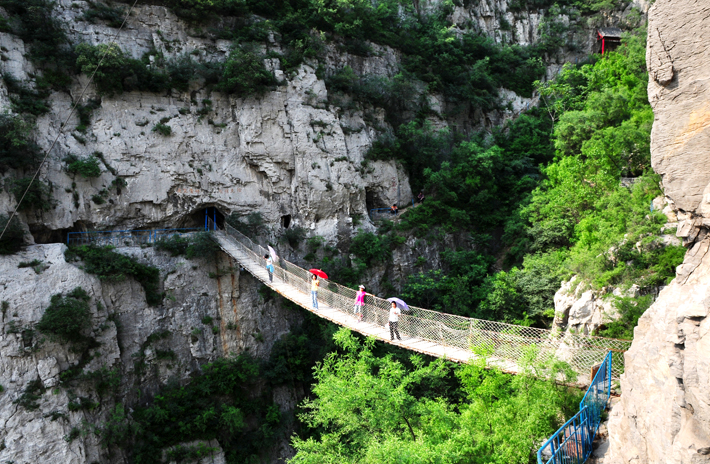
[281, 214, 291, 228]
[185, 207, 225, 230]
[365, 187, 389, 215]
[30, 221, 92, 245]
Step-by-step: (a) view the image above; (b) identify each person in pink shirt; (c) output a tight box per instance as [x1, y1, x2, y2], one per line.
[354, 285, 366, 321]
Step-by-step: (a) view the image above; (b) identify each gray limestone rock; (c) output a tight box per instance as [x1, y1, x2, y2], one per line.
[0, 243, 302, 463]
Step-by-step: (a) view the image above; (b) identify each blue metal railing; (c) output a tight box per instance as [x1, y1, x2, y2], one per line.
[537, 351, 612, 464]
[66, 228, 203, 247]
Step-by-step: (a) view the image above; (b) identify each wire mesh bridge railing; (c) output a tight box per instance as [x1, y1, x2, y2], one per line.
[209, 220, 631, 382]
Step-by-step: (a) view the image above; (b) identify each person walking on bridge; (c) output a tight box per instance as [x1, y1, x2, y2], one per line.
[311, 274, 319, 309]
[389, 301, 401, 341]
[264, 254, 274, 282]
[354, 285, 366, 321]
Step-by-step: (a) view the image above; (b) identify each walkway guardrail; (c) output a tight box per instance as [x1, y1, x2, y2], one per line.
[67, 228, 202, 247]
[209, 219, 630, 380]
[537, 351, 613, 464]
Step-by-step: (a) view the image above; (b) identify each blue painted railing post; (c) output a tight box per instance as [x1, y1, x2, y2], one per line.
[213, 207, 216, 230]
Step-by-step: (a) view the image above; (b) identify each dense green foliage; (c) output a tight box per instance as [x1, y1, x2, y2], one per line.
[597, 294, 653, 340]
[0, 0, 74, 89]
[99, 307, 337, 463]
[149, 0, 558, 111]
[0, 214, 25, 255]
[155, 232, 220, 261]
[221, 44, 277, 95]
[0, 114, 42, 173]
[64, 154, 102, 178]
[36, 287, 92, 344]
[101, 355, 282, 463]
[65, 245, 162, 305]
[390, 30, 685, 328]
[9, 176, 54, 211]
[2, 73, 51, 116]
[73, 41, 274, 97]
[291, 329, 580, 464]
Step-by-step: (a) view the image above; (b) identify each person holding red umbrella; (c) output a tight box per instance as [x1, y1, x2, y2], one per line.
[311, 274, 319, 309]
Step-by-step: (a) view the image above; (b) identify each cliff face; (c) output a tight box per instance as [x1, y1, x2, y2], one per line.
[0, 0, 412, 242]
[0, 0, 646, 243]
[607, 1, 710, 462]
[0, 243, 301, 463]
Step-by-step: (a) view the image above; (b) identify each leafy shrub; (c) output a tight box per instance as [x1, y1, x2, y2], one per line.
[598, 295, 654, 340]
[155, 234, 191, 256]
[152, 123, 172, 136]
[36, 287, 92, 344]
[82, 1, 126, 28]
[281, 226, 306, 248]
[220, 45, 276, 96]
[65, 245, 161, 305]
[68, 396, 98, 411]
[75, 43, 168, 95]
[2, 73, 50, 116]
[226, 212, 265, 239]
[64, 154, 102, 178]
[75, 98, 102, 132]
[0, 214, 25, 255]
[91, 194, 106, 205]
[185, 232, 220, 261]
[9, 177, 54, 211]
[13, 378, 45, 410]
[0, 0, 74, 89]
[0, 114, 43, 172]
[291, 328, 580, 463]
[349, 230, 392, 266]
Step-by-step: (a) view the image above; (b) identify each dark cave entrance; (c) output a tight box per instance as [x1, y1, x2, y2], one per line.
[281, 214, 291, 229]
[185, 207, 225, 230]
[31, 221, 92, 245]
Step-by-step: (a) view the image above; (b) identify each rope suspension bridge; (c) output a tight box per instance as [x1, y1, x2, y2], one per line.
[206, 219, 631, 383]
[67, 220, 627, 462]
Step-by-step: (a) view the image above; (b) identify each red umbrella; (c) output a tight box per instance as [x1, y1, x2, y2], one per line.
[309, 269, 328, 279]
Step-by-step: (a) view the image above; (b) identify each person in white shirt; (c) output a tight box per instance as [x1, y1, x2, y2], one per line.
[389, 301, 401, 341]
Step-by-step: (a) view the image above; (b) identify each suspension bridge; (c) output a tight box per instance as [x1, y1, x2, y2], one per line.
[67, 221, 626, 462]
[206, 220, 630, 384]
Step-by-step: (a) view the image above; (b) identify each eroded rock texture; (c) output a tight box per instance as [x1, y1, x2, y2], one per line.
[607, 1, 710, 462]
[0, 244, 301, 463]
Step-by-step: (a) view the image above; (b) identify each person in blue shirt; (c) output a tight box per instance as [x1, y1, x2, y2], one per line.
[264, 254, 274, 282]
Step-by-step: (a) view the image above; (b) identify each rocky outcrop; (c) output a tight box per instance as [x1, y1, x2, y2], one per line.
[607, 235, 710, 463]
[607, 1, 710, 462]
[0, 243, 301, 463]
[647, 0, 710, 239]
[552, 277, 625, 336]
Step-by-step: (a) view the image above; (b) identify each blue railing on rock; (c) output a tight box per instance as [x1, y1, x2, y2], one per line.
[537, 351, 613, 464]
[66, 228, 203, 247]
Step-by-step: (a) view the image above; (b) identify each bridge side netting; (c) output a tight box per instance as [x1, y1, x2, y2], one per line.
[218, 221, 631, 379]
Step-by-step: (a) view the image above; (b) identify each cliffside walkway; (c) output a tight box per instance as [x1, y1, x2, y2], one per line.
[210, 222, 631, 383]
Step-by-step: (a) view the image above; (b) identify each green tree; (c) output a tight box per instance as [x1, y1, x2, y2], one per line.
[290, 329, 580, 464]
[220, 45, 276, 96]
